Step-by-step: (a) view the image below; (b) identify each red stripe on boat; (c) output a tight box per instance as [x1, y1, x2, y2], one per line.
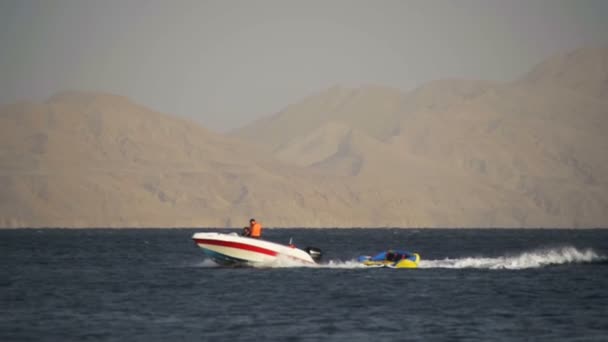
[193, 239, 277, 257]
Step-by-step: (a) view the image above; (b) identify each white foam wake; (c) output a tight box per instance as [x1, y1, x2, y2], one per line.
[316, 260, 370, 269]
[418, 247, 604, 270]
[192, 259, 221, 268]
[256, 255, 368, 268]
[195, 247, 604, 270]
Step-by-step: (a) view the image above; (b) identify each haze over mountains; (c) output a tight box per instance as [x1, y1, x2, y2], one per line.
[1, 47, 607, 228]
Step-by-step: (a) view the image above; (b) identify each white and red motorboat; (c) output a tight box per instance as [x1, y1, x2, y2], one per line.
[192, 232, 322, 266]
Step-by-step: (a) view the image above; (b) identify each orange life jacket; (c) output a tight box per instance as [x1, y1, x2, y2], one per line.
[250, 222, 262, 238]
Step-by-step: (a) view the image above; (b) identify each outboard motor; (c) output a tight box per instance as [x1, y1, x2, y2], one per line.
[304, 247, 323, 262]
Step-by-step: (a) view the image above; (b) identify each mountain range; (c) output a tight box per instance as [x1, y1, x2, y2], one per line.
[1, 46, 607, 227]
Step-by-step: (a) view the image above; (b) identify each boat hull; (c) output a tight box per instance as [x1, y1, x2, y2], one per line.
[192, 232, 316, 266]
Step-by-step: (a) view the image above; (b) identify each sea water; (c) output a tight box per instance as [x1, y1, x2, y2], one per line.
[1, 228, 607, 341]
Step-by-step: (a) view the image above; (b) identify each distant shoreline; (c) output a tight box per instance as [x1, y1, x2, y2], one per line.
[1, 226, 606, 230]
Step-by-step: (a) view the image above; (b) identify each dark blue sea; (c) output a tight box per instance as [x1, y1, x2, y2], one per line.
[1, 228, 607, 341]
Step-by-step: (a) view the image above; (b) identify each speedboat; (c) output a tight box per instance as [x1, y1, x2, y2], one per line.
[192, 232, 322, 267]
[357, 249, 420, 268]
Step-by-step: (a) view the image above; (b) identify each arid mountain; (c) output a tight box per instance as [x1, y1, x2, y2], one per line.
[0, 92, 358, 227]
[521, 45, 608, 99]
[2, 47, 607, 228]
[235, 85, 406, 147]
[234, 46, 608, 228]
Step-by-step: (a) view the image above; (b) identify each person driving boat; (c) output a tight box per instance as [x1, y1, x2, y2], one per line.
[242, 218, 262, 238]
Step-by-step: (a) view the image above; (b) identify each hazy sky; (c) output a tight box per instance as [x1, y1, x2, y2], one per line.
[1, 0, 607, 131]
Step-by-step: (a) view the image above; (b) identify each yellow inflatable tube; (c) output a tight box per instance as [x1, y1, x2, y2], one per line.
[393, 253, 420, 268]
